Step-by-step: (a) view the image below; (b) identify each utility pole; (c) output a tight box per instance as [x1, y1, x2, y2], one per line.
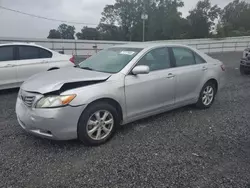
[141, 13, 148, 42]
[141, 1, 148, 42]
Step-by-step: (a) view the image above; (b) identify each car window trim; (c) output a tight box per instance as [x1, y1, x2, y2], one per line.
[128, 47, 174, 75]
[16, 45, 52, 60]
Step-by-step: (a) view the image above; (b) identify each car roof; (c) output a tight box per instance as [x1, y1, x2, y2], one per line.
[110, 42, 190, 49]
[0, 42, 55, 53]
[0, 42, 41, 47]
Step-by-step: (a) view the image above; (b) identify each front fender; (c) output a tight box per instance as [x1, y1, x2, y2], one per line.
[62, 79, 126, 118]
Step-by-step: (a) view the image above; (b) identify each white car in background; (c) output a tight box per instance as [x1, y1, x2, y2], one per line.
[0, 43, 75, 90]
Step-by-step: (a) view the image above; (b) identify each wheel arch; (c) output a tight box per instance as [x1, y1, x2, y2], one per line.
[83, 98, 123, 122]
[48, 67, 59, 71]
[205, 78, 218, 93]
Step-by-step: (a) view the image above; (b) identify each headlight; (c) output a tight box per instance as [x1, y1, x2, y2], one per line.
[36, 94, 76, 108]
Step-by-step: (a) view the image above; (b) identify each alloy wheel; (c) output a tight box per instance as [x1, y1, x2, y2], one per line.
[202, 86, 214, 106]
[86, 110, 114, 140]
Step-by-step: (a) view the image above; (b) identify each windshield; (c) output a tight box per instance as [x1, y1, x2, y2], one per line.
[79, 47, 142, 73]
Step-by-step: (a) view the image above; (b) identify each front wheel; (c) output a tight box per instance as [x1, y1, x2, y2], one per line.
[196, 82, 216, 109]
[77, 102, 119, 146]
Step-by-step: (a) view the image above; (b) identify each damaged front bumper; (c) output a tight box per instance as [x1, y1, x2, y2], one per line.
[16, 95, 86, 140]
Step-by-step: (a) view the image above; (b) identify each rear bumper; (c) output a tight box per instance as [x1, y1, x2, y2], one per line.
[16, 97, 86, 140]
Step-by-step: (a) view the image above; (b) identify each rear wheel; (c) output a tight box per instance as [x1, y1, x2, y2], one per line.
[196, 82, 216, 109]
[77, 102, 119, 146]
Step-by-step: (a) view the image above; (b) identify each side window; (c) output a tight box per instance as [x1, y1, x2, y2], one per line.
[172, 47, 196, 67]
[39, 48, 52, 58]
[0, 46, 14, 61]
[18, 46, 40, 60]
[137, 48, 171, 71]
[194, 53, 206, 64]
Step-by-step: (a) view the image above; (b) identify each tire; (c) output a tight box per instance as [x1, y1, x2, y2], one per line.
[77, 102, 119, 146]
[196, 82, 216, 109]
[240, 66, 246, 75]
[240, 66, 249, 75]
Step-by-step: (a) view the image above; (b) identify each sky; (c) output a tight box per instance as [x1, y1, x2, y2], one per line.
[0, 0, 232, 39]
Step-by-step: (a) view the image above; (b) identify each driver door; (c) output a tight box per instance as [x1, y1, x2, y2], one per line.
[124, 47, 176, 121]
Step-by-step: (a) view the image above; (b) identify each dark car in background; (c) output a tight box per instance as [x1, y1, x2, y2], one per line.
[240, 48, 250, 75]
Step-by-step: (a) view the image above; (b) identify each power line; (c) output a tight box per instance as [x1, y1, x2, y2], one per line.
[0, 5, 98, 26]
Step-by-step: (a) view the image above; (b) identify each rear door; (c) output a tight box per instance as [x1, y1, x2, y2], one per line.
[170, 47, 207, 105]
[16, 45, 51, 83]
[0, 45, 18, 88]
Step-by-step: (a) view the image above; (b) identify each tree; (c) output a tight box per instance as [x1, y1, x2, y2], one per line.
[99, 0, 186, 41]
[100, 5, 117, 25]
[113, 0, 138, 41]
[47, 29, 61, 39]
[99, 0, 137, 41]
[47, 0, 226, 41]
[219, 0, 250, 37]
[98, 23, 124, 41]
[151, 0, 186, 40]
[76, 27, 100, 40]
[58, 24, 75, 39]
[216, 22, 226, 38]
[47, 24, 75, 39]
[187, 0, 221, 38]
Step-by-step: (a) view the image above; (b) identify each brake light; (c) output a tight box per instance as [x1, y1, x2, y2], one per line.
[69, 56, 75, 64]
[221, 64, 225, 71]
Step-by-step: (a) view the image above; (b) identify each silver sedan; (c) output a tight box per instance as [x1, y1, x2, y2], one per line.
[16, 43, 225, 146]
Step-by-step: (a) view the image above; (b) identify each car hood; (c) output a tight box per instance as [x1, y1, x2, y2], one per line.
[21, 67, 111, 94]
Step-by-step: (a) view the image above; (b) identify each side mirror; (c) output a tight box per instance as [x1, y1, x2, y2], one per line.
[132, 65, 150, 75]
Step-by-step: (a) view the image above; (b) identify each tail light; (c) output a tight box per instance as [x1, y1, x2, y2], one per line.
[69, 56, 75, 64]
[221, 64, 225, 71]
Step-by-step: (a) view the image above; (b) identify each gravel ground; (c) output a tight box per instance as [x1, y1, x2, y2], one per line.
[1, 52, 250, 188]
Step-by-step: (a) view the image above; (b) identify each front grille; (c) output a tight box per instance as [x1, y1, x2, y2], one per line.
[22, 96, 35, 107]
[20, 90, 36, 107]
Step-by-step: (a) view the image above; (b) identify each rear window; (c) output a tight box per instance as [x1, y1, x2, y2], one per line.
[0, 46, 14, 61]
[39, 48, 52, 58]
[18, 46, 52, 60]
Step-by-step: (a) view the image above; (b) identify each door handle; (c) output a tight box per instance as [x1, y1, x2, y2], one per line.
[4, 64, 15, 68]
[167, 73, 175, 79]
[202, 67, 208, 71]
